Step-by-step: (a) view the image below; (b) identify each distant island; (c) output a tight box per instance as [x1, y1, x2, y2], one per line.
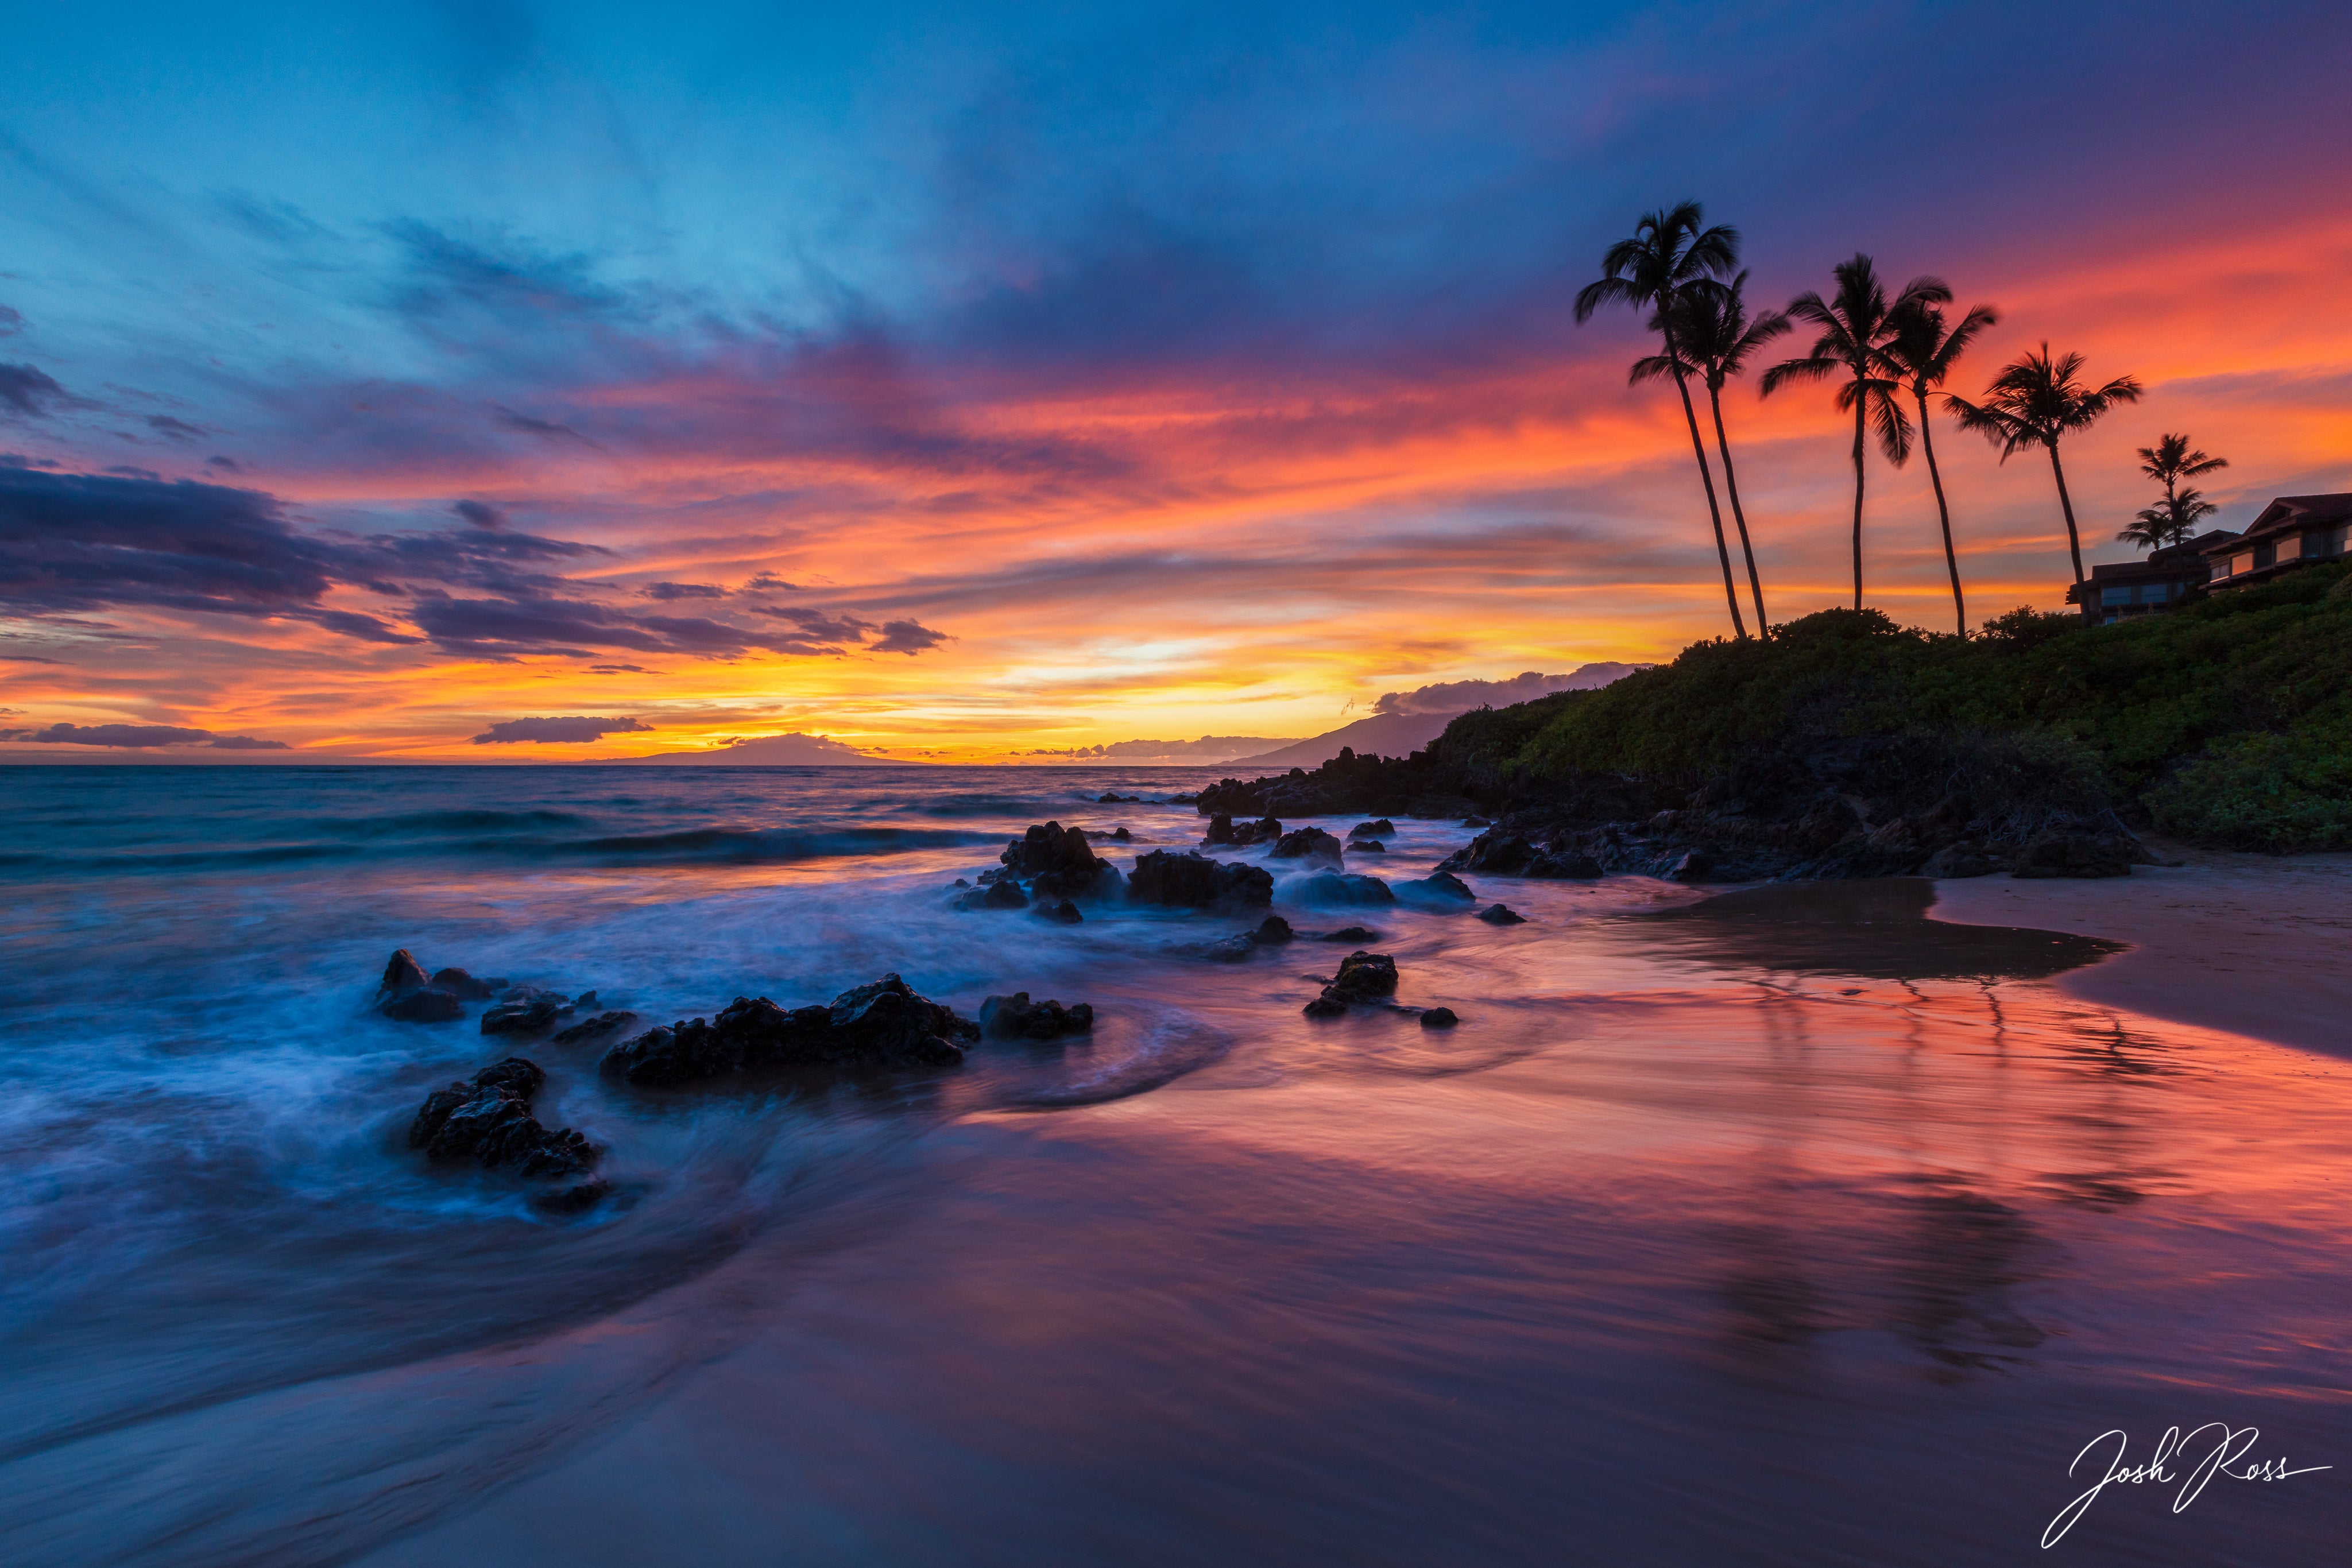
[614, 733, 910, 765]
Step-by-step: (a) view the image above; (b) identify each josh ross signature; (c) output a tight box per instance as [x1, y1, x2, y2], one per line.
[2043, 1424, 2330, 1547]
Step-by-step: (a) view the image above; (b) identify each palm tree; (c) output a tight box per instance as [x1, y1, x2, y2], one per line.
[2126, 433, 2227, 551]
[1636, 274, 1788, 631]
[1575, 202, 1748, 638]
[1759, 255, 1951, 610]
[2117, 487, 2219, 551]
[1947, 345, 2144, 584]
[1883, 297, 1999, 634]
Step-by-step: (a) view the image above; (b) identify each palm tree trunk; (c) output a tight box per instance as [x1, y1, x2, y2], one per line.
[2049, 441, 2084, 583]
[1669, 362, 1747, 639]
[1849, 392, 1867, 610]
[1916, 390, 1964, 635]
[1707, 380, 1768, 634]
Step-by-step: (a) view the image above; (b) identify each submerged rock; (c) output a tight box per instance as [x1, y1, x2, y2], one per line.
[1000, 821, 1116, 898]
[1288, 871, 1395, 907]
[1303, 950, 1401, 1016]
[1475, 903, 1527, 926]
[1318, 926, 1382, 943]
[1419, 1007, 1460, 1029]
[374, 948, 473, 1024]
[1035, 898, 1085, 924]
[1127, 849, 1274, 908]
[380, 949, 430, 995]
[380, 988, 467, 1024]
[1205, 913, 1295, 961]
[601, 975, 978, 1086]
[408, 1056, 598, 1183]
[482, 991, 578, 1037]
[430, 967, 501, 1000]
[955, 879, 1030, 911]
[1254, 915, 1295, 944]
[1397, 870, 1475, 905]
[1348, 819, 1395, 841]
[551, 1010, 638, 1046]
[1352, 839, 1386, 853]
[979, 992, 1095, 1040]
[1527, 851, 1605, 879]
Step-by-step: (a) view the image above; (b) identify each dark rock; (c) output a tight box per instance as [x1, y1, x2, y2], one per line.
[1112, 827, 1132, 842]
[531, 1177, 610, 1216]
[380, 949, 430, 995]
[1035, 898, 1085, 924]
[551, 1010, 638, 1046]
[1166, 792, 1200, 805]
[1271, 827, 1345, 866]
[1096, 793, 1139, 803]
[1230, 815, 1283, 846]
[1203, 812, 1237, 846]
[956, 879, 1031, 911]
[429, 967, 500, 1000]
[1526, 851, 1605, 878]
[1439, 831, 1537, 874]
[1921, 841, 2000, 878]
[380, 988, 467, 1024]
[1475, 903, 1526, 925]
[1665, 850, 1714, 883]
[1398, 870, 1475, 904]
[978, 992, 1095, 1040]
[482, 992, 577, 1037]
[1419, 1007, 1460, 1029]
[1000, 821, 1114, 898]
[1127, 849, 1274, 908]
[1205, 933, 1259, 961]
[602, 975, 977, 1085]
[407, 1056, 597, 1181]
[1462, 816, 1492, 827]
[1288, 871, 1395, 907]
[1352, 839, 1386, 852]
[1326, 950, 1399, 1002]
[1302, 994, 1348, 1019]
[1348, 819, 1395, 839]
[1320, 926, 1382, 943]
[2011, 833, 2133, 880]
[1254, 915, 1295, 944]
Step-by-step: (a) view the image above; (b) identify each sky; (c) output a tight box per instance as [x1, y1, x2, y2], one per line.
[2, 0, 2348, 761]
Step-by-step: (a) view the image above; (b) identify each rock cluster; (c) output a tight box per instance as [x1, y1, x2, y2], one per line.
[408, 1056, 602, 1207]
[372, 949, 607, 1031]
[979, 992, 1095, 1039]
[998, 821, 1116, 898]
[1203, 813, 1283, 846]
[1287, 871, 1394, 907]
[1204, 914, 1295, 961]
[1127, 849, 1274, 908]
[1438, 833, 1603, 880]
[1303, 950, 1400, 1017]
[601, 974, 980, 1086]
[1270, 827, 1345, 866]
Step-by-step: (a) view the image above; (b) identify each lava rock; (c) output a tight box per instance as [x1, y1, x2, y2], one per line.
[1254, 915, 1295, 945]
[1525, 851, 1605, 879]
[1302, 994, 1348, 1019]
[1475, 903, 1526, 925]
[1352, 839, 1386, 853]
[829, 974, 981, 1062]
[1921, 841, 2000, 878]
[1206, 814, 1282, 846]
[531, 1178, 611, 1215]
[1665, 850, 1715, 883]
[551, 1010, 638, 1046]
[1271, 827, 1345, 866]
[1097, 792, 1139, 803]
[380, 988, 467, 1023]
[1419, 1007, 1460, 1029]
[956, 879, 1031, 911]
[2011, 833, 2133, 880]
[482, 992, 578, 1037]
[380, 949, 431, 995]
[1348, 819, 1395, 840]
[1319, 926, 1382, 943]
[1438, 831, 1536, 874]
[1035, 898, 1085, 924]
[978, 992, 1096, 1039]
[430, 967, 501, 1000]
[1000, 821, 1115, 898]
[1127, 849, 1274, 908]
[601, 975, 978, 1085]
[1326, 950, 1399, 1002]
[408, 1056, 597, 1181]
[1112, 827, 1133, 842]
[1288, 871, 1395, 907]
[1397, 870, 1475, 905]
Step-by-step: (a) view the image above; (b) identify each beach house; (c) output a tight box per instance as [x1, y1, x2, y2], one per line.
[2066, 529, 2235, 625]
[2203, 493, 2352, 590]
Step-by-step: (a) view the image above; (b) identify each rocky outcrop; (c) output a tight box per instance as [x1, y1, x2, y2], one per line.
[482, 989, 580, 1037]
[1419, 1007, 1459, 1029]
[1287, 871, 1394, 907]
[1204, 913, 1296, 961]
[999, 822, 1116, 898]
[1270, 827, 1345, 866]
[1203, 813, 1283, 847]
[1476, 903, 1526, 925]
[1303, 950, 1401, 1017]
[1437, 832, 1601, 880]
[1318, 925, 1381, 943]
[552, 1010, 638, 1045]
[978, 993, 1095, 1039]
[1127, 849, 1274, 908]
[374, 948, 466, 1023]
[1396, 870, 1475, 905]
[1348, 819, 1394, 841]
[1035, 898, 1085, 924]
[2011, 833, 2133, 879]
[408, 1057, 599, 1190]
[956, 879, 1030, 911]
[601, 975, 978, 1086]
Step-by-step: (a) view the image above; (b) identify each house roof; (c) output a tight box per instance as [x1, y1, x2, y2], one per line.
[2204, 494, 2352, 553]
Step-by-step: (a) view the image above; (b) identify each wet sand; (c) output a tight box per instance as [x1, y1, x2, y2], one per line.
[1931, 850, 2352, 1057]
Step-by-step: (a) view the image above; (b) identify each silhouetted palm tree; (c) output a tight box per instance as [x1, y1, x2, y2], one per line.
[2126, 433, 2228, 551]
[1947, 345, 2145, 583]
[1759, 255, 1951, 610]
[1636, 273, 1788, 630]
[1884, 297, 1999, 634]
[1575, 202, 1748, 638]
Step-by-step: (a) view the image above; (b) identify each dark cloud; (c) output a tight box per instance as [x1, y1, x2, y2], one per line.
[204, 455, 243, 473]
[0, 653, 67, 664]
[470, 715, 652, 745]
[452, 498, 507, 529]
[311, 609, 425, 644]
[0, 364, 68, 418]
[744, 573, 799, 591]
[753, 605, 872, 642]
[409, 594, 843, 660]
[145, 415, 207, 442]
[641, 581, 727, 601]
[588, 664, 646, 673]
[493, 405, 598, 446]
[2, 722, 214, 748]
[206, 734, 291, 750]
[869, 620, 949, 656]
[0, 307, 21, 336]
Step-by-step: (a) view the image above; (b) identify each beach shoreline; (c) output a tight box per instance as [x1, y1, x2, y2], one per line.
[1930, 845, 2352, 1057]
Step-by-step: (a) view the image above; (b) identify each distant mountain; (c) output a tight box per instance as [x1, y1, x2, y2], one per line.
[1229, 663, 1646, 771]
[1039, 735, 1304, 765]
[614, 732, 910, 765]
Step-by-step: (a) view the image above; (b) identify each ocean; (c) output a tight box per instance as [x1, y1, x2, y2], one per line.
[1, 764, 2344, 1565]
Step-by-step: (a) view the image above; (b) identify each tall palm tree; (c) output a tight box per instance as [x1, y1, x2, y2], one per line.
[1947, 345, 2144, 583]
[1575, 202, 1748, 638]
[1883, 297, 1999, 634]
[1759, 255, 1951, 610]
[1635, 273, 1788, 631]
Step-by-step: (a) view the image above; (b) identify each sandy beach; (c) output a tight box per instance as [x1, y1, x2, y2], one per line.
[1931, 848, 2352, 1057]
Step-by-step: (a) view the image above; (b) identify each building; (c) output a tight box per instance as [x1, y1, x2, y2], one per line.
[2203, 493, 2352, 589]
[2066, 530, 2235, 625]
